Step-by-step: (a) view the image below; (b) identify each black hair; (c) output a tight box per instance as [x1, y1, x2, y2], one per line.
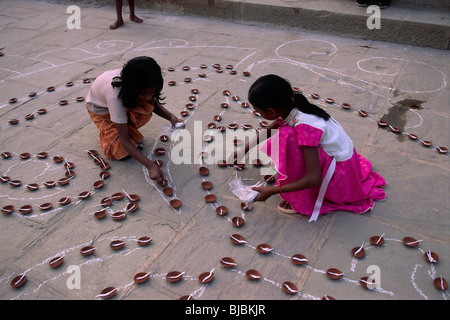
[248, 74, 330, 121]
[111, 56, 165, 109]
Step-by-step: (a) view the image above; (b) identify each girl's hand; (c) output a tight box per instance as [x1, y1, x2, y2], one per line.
[147, 163, 165, 184]
[251, 186, 277, 202]
[170, 116, 185, 129]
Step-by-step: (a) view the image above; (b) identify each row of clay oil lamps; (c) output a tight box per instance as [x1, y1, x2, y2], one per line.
[1, 149, 110, 216]
[9, 235, 153, 289]
[307, 92, 448, 155]
[4, 79, 92, 127]
[165, 63, 251, 86]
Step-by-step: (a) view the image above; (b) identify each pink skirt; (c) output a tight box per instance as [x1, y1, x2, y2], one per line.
[260, 125, 386, 216]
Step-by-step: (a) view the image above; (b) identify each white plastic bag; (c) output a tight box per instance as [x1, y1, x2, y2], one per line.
[228, 175, 264, 204]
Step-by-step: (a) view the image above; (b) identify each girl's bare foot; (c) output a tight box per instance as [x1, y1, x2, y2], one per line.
[130, 14, 143, 24]
[277, 200, 297, 213]
[110, 19, 124, 30]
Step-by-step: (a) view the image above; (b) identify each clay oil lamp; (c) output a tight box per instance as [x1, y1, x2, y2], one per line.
[203, 135, 214, 143]
[64, 161, 75, 169]
[0, 176, 10, 183]
[281, 281, 298, 294]
[133, 272, 150, 284]
[223, 90, 231, 96]
[370, 234, 385, 246]
[232, 95, 239, 101]
[100, 161, 110, 170]
[9, 180, 22, 187]
[9, 119, 19, 125]
[182, 66, 190, 71]
[359, 276, 376, 289]
[87, 149, 99, 157]
[184, 77, 192, 83]
[245, 269, 261, 280]
[10, 274, 26, 288]
[168, 81, 176, 86]
[2, 205, 14, 214]
[110, 240, 125, 250]
[377, 120, 388, 128]
[20, 152, 31, 159]
[326, 268, 344, 280]
[253, 111, 261, 117]
[227, 123, 238, 130]
[126, 202, 139, 212]
[389, 125, 401, 133]
[341, 103, 351, 110]
[358, 110, 368, 117]
[436, 146, 448, 154]
[28, 92, 37, 97]
[217, 126, 226, 132]
[76, 97, 85, 102]
[256, 243, 273, 254]
[53, 155, 64, 163]
[212, 63, 221, 69]
[9, 98, 17, 103]
[163, 187, 174, 196]
[351, 242, 365, 258]
[111, 192, 124, 201]
[322, 295, 336, 300]
[424, 250, 439, 263]
[98, 287, 117, 299]
[216, 206, 228, 216]
[170, 199, 182, 209]
[325, 98, 334, 104]
[230, 233, 246, 245]
[58, 178, 70, 186]
[180, 110, 189, 117]
[26, 183, 39, 191]
[46, 86, 55, 92]
[36, 151, 48, 159]
[92, 180, 104, 190]
[199, 166, 209, 176]
[167, 67, 175, 72]
[154, 159, 163, 167]
[221, 103, 229, 109]
[93, 208, 106, 219]
[44, 181, 56, 188]
[240, 202, 253, 210]
[166, 271, 184, 282]
[65, 170, 75, 178]
[242, 124, 253, 130]
[76, 191, 90, 200]
[204, 194, 216, 203]
[19, 205, 33, 214]
[420, 140, 432, 147]
[229, 70, 237, 75]
[137, 236, 152, 246]
[38, 202, 53, 211]
[403, 236, 422, 247]
[1, 151, 11, 159]
[127, 194, 140, 202]
[243, 71, 251, 77]
[200, 64, 208, 69]
[220, 257, 236, 268]
[189, 95, 197, 102]
[213, 114, 222, 121]
[111, 211, 126, 221]
[80, 246, 95, 256]
[82, 79, 91, 84]
[154, 147, 166, 155]
[25, 114, 35, 120]
[311, 93, 320, 99]
[216, 159, 228, 167]
[434, 277, 448, 291]
[208, 122, 217, 129]
[58, 197, 71, 206]
[157, 178, 168, 187]
[37, 108, 47, 114]
[201, 181, 213, 190]
[291, 254, 308, 265]
[231, 216, 244, 227]
[49, 256, 64, 268]
[100, 171, 110, 180]
[101, 197, 113, 207]
[186, 103, 195, 110]
[59, 100, 68, 105]
[198, 270, 214, 284]
[259, 120, 269, 127]
[198, 73, 206, 78]
[191, 88, 199, 94]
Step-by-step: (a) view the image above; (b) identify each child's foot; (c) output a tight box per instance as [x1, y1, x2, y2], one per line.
[110, 19, 124, 30]
[277, 200, 297, 214]
[130, 14, 143, 24]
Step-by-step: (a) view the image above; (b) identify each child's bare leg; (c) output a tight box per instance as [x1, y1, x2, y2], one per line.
[110, 0, 125, 30]
[128, 0, 143, 24]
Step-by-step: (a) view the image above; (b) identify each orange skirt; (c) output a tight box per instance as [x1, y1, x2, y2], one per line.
[86, 103, 154, 160]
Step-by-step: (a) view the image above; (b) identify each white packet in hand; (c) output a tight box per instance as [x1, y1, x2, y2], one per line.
[228, 175, 264, 204]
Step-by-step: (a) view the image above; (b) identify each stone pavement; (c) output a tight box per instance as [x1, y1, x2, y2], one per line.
[0, 0, 448, 301]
